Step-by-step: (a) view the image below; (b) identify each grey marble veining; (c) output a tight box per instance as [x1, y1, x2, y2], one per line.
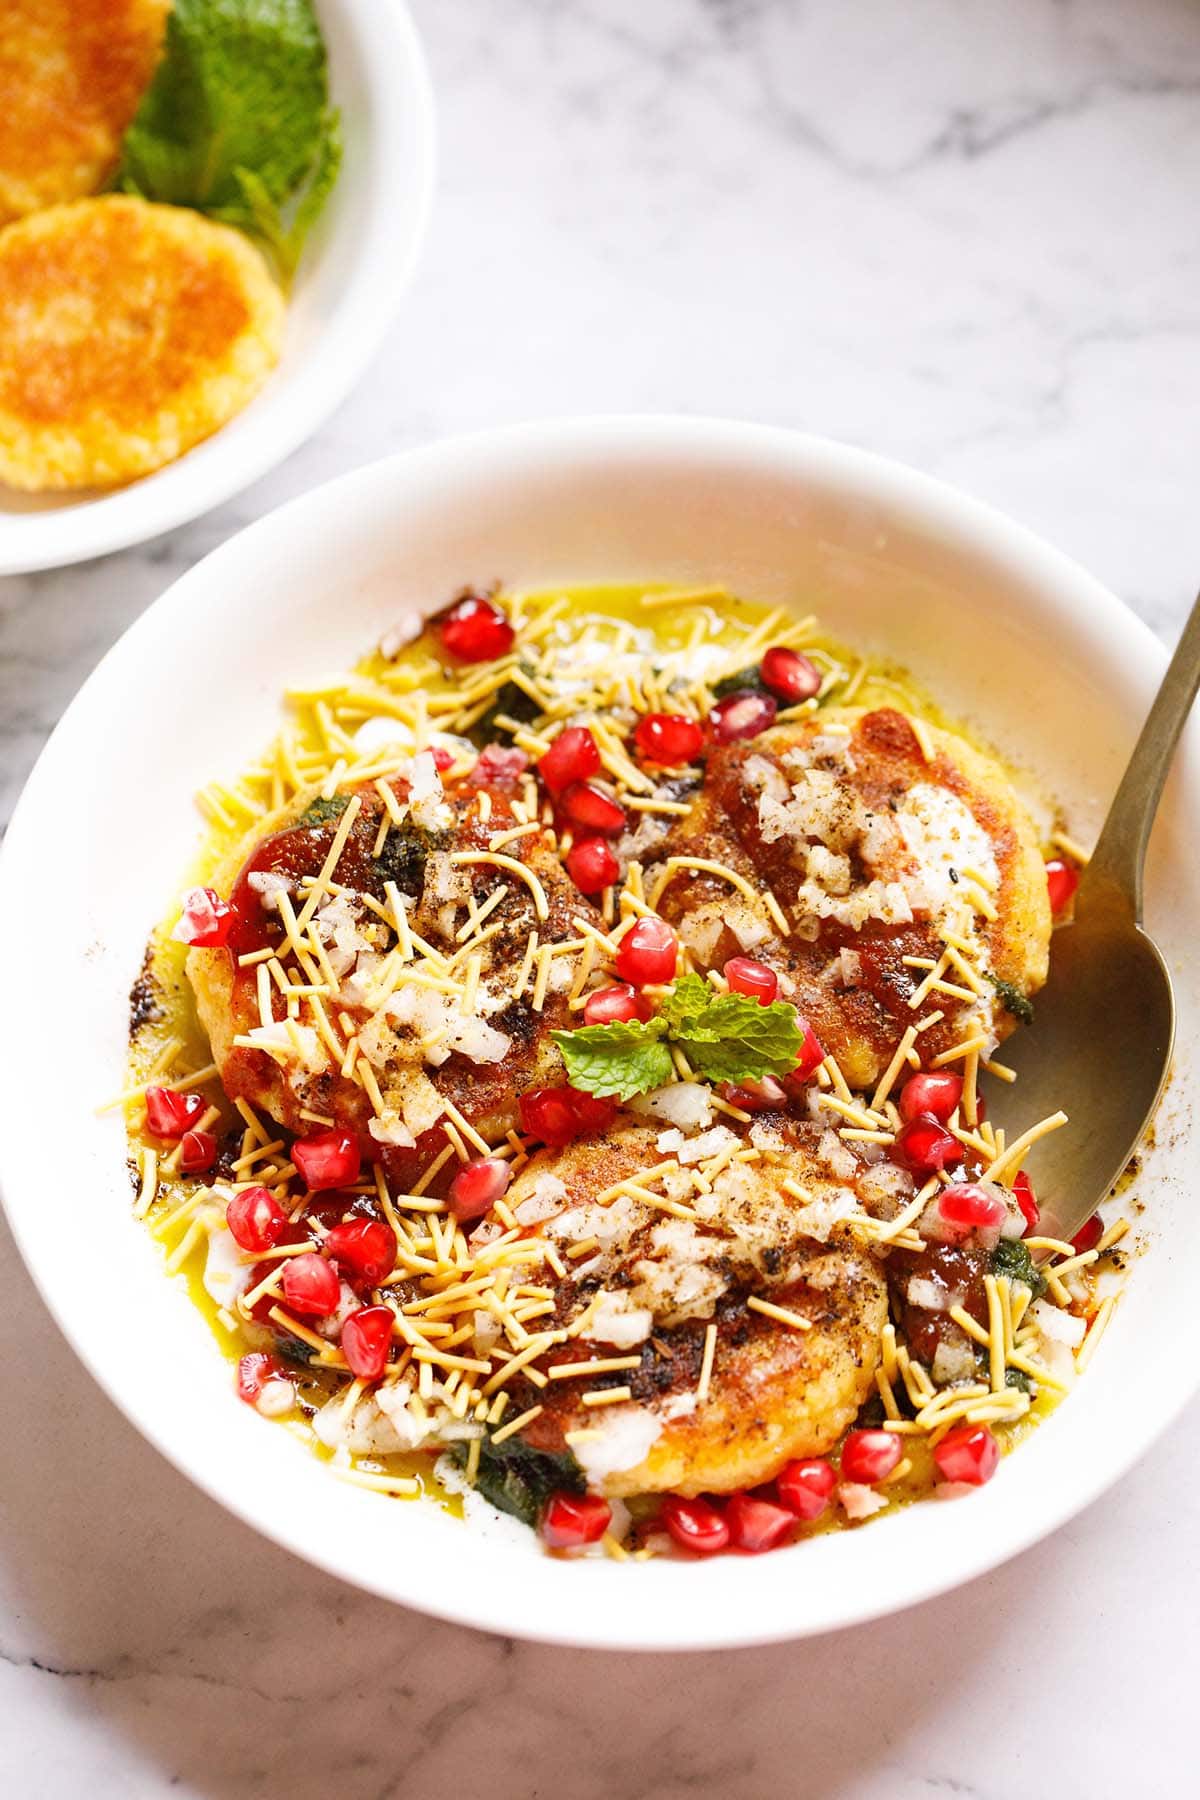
[1, 1, 1198, 1793]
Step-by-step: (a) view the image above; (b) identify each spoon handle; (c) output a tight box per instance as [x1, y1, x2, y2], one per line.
[1086, 588, 1200, 919]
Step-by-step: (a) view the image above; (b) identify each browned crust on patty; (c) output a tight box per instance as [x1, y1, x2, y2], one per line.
[648, 706, 1050, 1088]
[501, 1124, 891, 1495]
[0, 196, 283, 490]
[0, 0, 169, 224]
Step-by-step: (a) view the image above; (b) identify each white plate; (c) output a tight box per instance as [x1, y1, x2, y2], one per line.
[1, 418, 1195, 1649]
[0, 0, 434, 576]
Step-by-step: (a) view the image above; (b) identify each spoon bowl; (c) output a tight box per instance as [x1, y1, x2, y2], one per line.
[989, 876, 1175, 1242]
[988, 589, 1200, 1243]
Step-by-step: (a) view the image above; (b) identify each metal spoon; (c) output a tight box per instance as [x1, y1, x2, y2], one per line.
[988, 591, 1200, 1243]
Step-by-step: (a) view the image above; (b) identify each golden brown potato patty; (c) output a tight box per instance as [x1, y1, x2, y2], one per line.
[0, 1, 169, 225]
[502, 1124, 892, 1496]
[0, 196, 284, 491]
[651, 707, 1051, 1088]
[188, 769, 603, 1180]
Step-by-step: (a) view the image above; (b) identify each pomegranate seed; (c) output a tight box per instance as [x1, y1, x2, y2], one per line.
[898, 1070, 963, 1124]
[788, 1018, 826, 1084]
[293, 1129, 360, 1191]
[937, 1183, 1009, 1234]
[719, 1075, 788, 1112]
[236, 1351, 282, 1405]
[583, 983, 651, 1025]
[226, 1186, 287, 1253]
[894, 1113, 965, 1175]
[725, 1492, 795, 1553]
[760, 646, 821, 704]
[519, 1086, 616, 1147]
[710, 690, 777, 744]
[1045, 858, 1079, 914]
[430, 746, 455, 772]
[660, 1494, 729, 1555]
[777, 1458, 837, 1522]
[615, 915, 678, 985]
[144, 1084, 205, 1138]
[438, 594, 514, 663]
[539, 725, 600, 794]
[634, 713, 704, 765]
[324, 1217, 395, 1286]
[341, 1306, 394, 1381]
[447, 1156, 512, 1221]
[840, 1429, 902, 1485]
[568, 1090, 618, 1135]
[519, 1088, 577, 1145]
[562, 781, 626, 835]
[541, 1490, 611, 1549]
[172, 885, 233, 948]
[179, 1128, 216, 1173]
[1013, 1170, 1039, 1234]
[1071, 1212, 1104, 1255]
[933, 1424, 1000, 1487]
[470, 744, 529, 786]
[566, 837, 620, 895]
[281, 1252, 341, 1318]
[724, 956, 778, 1005]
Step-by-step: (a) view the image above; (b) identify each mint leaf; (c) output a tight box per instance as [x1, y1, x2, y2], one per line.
[674, 993, 803, 1084]
[551, 1020, 674, 1101]
[658, 972, 713, 1032]
[116, 0, 341, 278]
[215, 107, 341, 280]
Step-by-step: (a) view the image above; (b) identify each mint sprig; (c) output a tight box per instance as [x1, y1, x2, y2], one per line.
[552, 1020, 675, 1101]
[116, 0, 342, 281]
[552, 976, 803, 1101]
[674, 991, 804, 1083]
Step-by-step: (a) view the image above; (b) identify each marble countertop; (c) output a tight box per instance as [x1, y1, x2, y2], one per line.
[2, 1, 1198, 1792]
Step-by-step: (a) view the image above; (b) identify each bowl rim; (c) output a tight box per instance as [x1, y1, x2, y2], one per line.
[0, 415, 1188, 1650]
[0, 0, 436, 577]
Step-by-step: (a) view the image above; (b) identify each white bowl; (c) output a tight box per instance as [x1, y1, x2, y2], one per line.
[0, 0, 434, 576]
[1, 418, 1194, 1650]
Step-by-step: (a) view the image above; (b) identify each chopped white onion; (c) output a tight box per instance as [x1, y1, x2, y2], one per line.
[634, 1081, 714, 1133]
[588, 1291, 654, 1347]
[513, 1173, 567, 1226]
[255, 1379, 295, 1418]
[201, 1215, 252, 1307]
[570, 1405, 660, 1482]
[367, 1113, 416, 1148]
[907, 1275, 951, 1312]
[1032, 1300, 1087, 1347]
[839, 1482, 888, 1521]
[472, 1310, 501, 1354]
[247, 869, 294, 910]
[791, 1187, 861, 1243]
[931, 1339, 978, 1385]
